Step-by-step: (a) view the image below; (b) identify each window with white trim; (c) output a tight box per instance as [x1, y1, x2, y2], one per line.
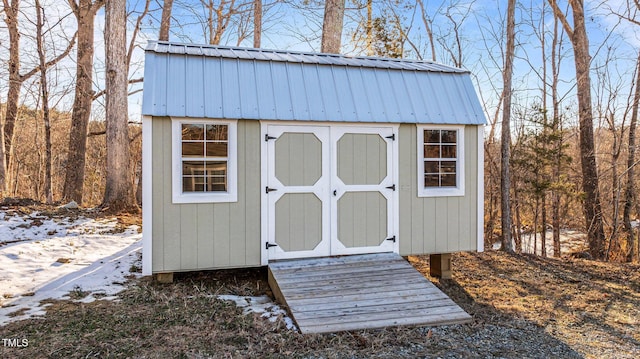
[417, 125, 465, 197]
[172, 119, 237, 203]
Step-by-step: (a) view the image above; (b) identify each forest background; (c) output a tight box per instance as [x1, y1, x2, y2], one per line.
[1, 0, 639, 262]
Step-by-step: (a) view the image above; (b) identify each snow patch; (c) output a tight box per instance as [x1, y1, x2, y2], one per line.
[217, 295, 297, 331]
[0, 210, 142, 326]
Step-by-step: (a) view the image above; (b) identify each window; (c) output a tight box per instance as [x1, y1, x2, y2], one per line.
[172, 119, 237, 203]
[417, 125, 464, 197]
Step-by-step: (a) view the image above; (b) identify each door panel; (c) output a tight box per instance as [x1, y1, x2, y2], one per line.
[337, 133, 387, 185]
[275, 193, 323, 251]
[337, 191, 388, 248]
[266, 126, 330, 260]
[265, 124, 397, 261]
[331, 126, 397, 256]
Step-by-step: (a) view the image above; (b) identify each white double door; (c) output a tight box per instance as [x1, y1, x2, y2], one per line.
[263, 124, 398, 260]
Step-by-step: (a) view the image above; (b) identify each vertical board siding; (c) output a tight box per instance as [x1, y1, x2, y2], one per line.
[151, 117, 261, 272]
[399, 124, 479, 256]
[151, 118, 165, 269]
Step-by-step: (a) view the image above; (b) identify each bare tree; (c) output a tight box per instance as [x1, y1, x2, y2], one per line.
[62, 0, 104, 204]
[416, 0, 437, 61]
[102, 0, 136, 212]
[34, 0, 53, 203]
[253, 0, 262, 47]
[624, 52, 640, 262]
[548, 0, 606, 259]
[1, 0, 76, 198]
[500, 0, 516, 252]
[321, 0, 345, 53]
[160, 0, 174, 41]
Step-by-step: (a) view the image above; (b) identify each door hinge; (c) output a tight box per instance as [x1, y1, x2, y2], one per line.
[385, 133, 395, 141]
[266, 242, 277, 249]
[265, 186, 278, 193]
[385, 184, 396, 191]
[386, 235, 396, 243]
[265, 134, 277, 141]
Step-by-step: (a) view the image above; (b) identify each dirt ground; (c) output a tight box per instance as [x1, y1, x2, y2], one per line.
[1, 248, 638, 358]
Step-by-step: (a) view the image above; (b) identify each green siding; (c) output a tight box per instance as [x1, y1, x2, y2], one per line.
[151, 117, 261, 272]
[399, 124, 479, 255]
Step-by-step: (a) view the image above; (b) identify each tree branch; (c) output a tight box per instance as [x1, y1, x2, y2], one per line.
[127, 0, 151, 67]
[547, 0, 574, 39]
[20, 32, 78, 81]
[67, 0, 79, 16]
[92, 77, 143, 100]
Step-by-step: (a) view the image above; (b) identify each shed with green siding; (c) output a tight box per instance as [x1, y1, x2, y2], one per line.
[141, 41, 486, 276]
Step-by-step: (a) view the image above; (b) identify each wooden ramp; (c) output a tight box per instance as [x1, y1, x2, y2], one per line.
[268, 253, 472, 334]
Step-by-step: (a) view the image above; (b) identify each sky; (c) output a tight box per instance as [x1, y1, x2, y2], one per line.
[1, 0, 639, 128]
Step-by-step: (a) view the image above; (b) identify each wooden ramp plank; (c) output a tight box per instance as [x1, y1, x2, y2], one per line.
[268, 253, 472, 334]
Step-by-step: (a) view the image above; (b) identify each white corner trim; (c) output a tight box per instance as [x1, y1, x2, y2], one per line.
[260, 121, 269, 266]
[170, 118, 238, 204]
[416, 124, 465, 197]
[477, 125, 485, 252]
[142, 116, 153, 275]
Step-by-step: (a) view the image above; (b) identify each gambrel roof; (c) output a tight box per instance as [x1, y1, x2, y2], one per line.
[142, 41, 486, 125]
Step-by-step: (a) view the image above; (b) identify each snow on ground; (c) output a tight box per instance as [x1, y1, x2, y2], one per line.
[218, 295, 297, 331]
[0, 208, 296, 330]
[0, 209, 142, 325]
[493, 229, 588, 256]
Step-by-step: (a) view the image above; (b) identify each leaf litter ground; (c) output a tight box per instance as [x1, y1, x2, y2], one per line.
[1, 203, 639, 358]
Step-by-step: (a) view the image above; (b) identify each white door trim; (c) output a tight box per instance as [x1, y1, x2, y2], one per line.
[329, 125, 399, 256]
[261, 122, 400, 264]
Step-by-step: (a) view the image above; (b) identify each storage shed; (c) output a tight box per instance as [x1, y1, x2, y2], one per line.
[141, 41, 485, 277]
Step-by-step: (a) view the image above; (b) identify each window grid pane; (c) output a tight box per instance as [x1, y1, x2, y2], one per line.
[423, 129, 458, 188]
[181, 123, 229, 193]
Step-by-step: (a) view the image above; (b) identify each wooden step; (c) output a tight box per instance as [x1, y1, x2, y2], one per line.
[268, 253, 472, 334]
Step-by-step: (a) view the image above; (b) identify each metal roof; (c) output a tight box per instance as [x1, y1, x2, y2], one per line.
[142, 41, 486, 125]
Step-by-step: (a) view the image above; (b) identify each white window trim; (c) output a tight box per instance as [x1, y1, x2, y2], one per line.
[171, 118, 238, 203]
[417, 124, 465, 197]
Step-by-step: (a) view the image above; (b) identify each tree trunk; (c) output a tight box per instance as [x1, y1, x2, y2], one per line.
[551, 7, 562, 258]
[500, 0, 516, 252]
[253, 0, 261, 48]
[321, 0, 345, 53]
[541, 193, 547, 257]
[624, 52, 640, 262]
[572, 3, 606, 260]
[513, 177, 523, 252]
[35, 0, 53, 204]
[62, 0, 103, 204]
[102, 0, 136, 212]
[159, 0, 174, 41]
[549, 0, 606, 259]
[416, 0, 436, 62]
[2, 0, 22, 195]
[534, 197, 539, 255]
